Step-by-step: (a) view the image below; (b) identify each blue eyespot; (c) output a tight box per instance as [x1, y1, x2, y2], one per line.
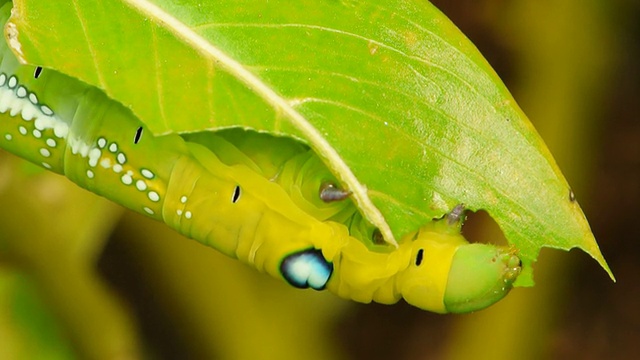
[280, 249, 333, 290]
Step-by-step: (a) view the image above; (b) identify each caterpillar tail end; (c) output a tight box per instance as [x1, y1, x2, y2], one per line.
[443, 244, 521, 314]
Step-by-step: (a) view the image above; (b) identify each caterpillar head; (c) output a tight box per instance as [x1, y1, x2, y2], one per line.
[397, 225, 521, 314]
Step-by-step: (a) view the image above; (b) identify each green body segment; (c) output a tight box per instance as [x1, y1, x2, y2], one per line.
[444, 244, 521, 313]
[0, 2, 520, 313]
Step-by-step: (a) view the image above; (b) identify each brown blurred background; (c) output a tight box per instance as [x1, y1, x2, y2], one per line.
[1, 0, 638, 359]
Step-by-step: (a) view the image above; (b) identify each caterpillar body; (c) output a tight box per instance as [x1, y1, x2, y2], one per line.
[0, 3, 520, 313]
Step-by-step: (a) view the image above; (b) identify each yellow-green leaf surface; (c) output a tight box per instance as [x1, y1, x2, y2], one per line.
[6, 0, 611, 285]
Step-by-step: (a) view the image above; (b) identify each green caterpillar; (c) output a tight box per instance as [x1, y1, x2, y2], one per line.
[0, 3, 520, 313]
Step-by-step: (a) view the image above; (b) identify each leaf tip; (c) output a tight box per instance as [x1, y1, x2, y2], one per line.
[583, 241, 616, 282]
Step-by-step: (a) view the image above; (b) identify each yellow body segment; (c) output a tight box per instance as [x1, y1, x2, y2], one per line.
[396, 230, 466, 313]
[325, 221, 467, 313]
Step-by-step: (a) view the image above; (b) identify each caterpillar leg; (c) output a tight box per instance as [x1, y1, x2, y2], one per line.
[446, 203, 466, 226]
[319, 182, 351, 203]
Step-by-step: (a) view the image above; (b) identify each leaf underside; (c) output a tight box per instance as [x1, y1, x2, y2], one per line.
[6, 0, 613, 285]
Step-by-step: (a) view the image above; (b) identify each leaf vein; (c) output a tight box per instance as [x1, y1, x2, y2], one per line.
[123, 0, 397, 245]
[70, 0, 105, 88]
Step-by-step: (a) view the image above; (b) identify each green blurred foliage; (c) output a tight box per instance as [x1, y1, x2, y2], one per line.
[0, 267, 74, 360]
[1, 0, 638, 359]
[0, 154, 141, 359]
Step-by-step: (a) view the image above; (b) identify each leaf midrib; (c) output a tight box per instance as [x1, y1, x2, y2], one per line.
[122, 0, 397, 245]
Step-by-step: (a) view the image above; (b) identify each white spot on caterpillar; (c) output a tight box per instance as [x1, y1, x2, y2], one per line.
[33, 115, 69, 139]
[34, 118, 46, 131]
[9, 103, 21, 117]
[141, 169, 154, 179]
[135, 180, 147, 191]
[148, 191, 160, 202]
[108, 143, 118, 153]
[100, 158, 112, 168]
[21, 106, 36, 121]
[16, 86, 27, 98]
[121, 173, 133, 185]
[39, 148, 50, 158]
[4, 134, 12, 140]
[0, 82, 20, 114]
[112, 164, 123, 173]
[78, 143, 90, 157]
[87, 170, 94, 179]
[7, 76, 17, 89]
[88, 148, 101, 167]
[177, 209, 183, 216]
[18, 126, 27, 135]
[117, 153, 126, 164]
[40, 105, 53, 116]
[42, 162, 51, 169]
[69, 139, 89, 157]
[0, 74, 6, 86]
[46, 138, 56, 147]
[32, 129, 42, 138]
[180, 196, 187, 204]
[143, 207, 154, 215]
[28, 93, 38, 104]
[97, 138, 107, 149]
[0, 94, 13, 114]
[185, 211, 192, 219]
[53, 122, 69, 139]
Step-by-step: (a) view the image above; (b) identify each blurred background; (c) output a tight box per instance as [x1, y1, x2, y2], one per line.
[0, 0, 638, 359]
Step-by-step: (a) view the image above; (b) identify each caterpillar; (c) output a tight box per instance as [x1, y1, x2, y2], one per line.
[0, 3, 520, 313]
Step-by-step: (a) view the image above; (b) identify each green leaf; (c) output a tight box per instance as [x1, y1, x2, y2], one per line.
[6, 0, 612, 285]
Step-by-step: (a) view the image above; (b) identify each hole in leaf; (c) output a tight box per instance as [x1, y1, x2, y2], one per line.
[461, 209, 508, 246]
